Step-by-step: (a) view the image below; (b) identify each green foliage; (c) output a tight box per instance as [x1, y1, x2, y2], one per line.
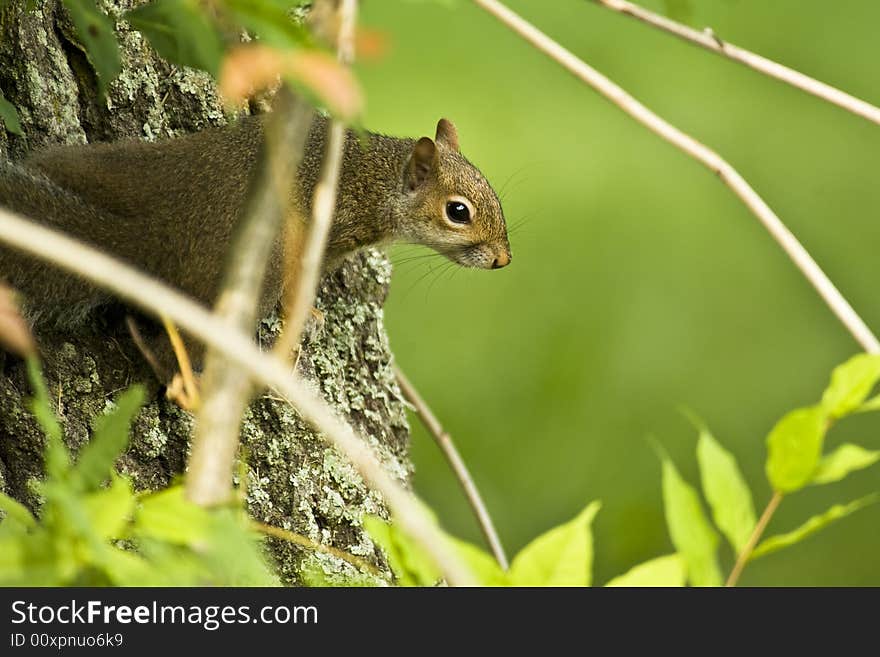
[125, 0, 224, 76]
[6, 345, 879, 589]
[365, 501, 599, 587]
[0, 491, 36, 530]
[765, 406, 826, 493]
[659, 452, 722, 586]
[507, 502, 599, 586]
[812, 444, 880, 486]
[443, 534, 508, 586]
[72, 386, 145, 491]
[856, 394, 880, 413]
[0, 360, 277, 586]
[25, 359, 66, 480]
[751, 495, 880, 561]
[820, 354, 880, 418]
[363, 514, 441, 586]
[354, 353, 880, 587]
[692, 414, 756, 553]
[223, 0, 310, 49]
[61, 0, 122, 95]
[605, 554, 685, 587]
[623, 353, 880, 586]
[56, 0, 350, 117]
[0, 88, 22, 136]
[762, 353, 880, 494]
[133, 487, 278, 586]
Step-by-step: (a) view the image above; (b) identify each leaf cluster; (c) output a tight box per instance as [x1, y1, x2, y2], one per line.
[361, 354, 880, 587]
[0, 0, 357, 134]
[0, 359, 277, 586]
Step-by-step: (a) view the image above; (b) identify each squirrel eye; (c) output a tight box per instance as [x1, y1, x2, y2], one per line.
[445, 201, 471, 225]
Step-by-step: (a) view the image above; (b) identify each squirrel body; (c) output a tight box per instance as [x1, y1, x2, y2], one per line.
[0, 113, 511, 336]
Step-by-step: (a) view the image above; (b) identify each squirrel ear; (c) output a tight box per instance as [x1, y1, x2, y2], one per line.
[435, 118, 459, 151]
[404, 137, 436, 192]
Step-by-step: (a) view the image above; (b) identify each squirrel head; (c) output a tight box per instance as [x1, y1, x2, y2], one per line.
[396, 119, 511, 270]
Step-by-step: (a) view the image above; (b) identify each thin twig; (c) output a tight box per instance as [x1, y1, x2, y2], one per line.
[591, 0, 880, 127]
[0, 207, 475, 586]
[726, 491, 783, 587]
[274, 0, 357, 362]
[253, 520, 381, 577]
[473, 0, 880, 355]
[161, 315, 201, 410]
[124, 316, 165, 381]
[186, 91, 314, 506]
[394, 364, 509, 570]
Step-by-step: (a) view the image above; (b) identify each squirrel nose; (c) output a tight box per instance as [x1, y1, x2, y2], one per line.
[492, 252, 511, 269]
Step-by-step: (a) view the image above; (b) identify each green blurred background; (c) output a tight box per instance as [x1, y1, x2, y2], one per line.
[353, 0, 880, 585]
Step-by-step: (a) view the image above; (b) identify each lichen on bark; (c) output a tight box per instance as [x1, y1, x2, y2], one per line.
[0, 0, 411, 584]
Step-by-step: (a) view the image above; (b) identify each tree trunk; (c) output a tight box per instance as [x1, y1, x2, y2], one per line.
[0, 0, 410, 584]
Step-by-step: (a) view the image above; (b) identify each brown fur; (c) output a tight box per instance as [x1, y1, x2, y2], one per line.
[0, 112, 510, 341]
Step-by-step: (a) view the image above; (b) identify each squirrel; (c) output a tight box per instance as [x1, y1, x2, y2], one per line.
[0, 112, 511, 377]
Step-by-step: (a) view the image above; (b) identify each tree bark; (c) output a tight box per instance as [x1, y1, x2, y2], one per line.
[0, 0, 410, 584]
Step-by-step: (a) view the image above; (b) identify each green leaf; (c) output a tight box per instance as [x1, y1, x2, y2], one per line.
[821, 354, 880, 418]
[812, 443, 880, 486]
[198, 509, 278, 586]
[224, 0, 310, 49]
[25, 358, 68, 481]
[98, 546, 154, 586]
[0, 536, 27, 578]
[508, 501, 600, 587]
[26, 358, 61, 441]
[765, 406, 827, 493]
[0, 89, 22, 135]
[692, 417, 756, 553]
[127, 540, 209, 585]
[125, 0, 224, 76]
[134, 486, 215, 545]
[751, 494, 879, 560]
[363, 515, 440, 587]
[605, 554, 685, 587]
[661, 456, 721, 586]
[135, 486, 277, 585]
[82, 474, 134, 539]
[61, 0, 122, 95]
[0, 492, 36, 529]
[446, 536, 507, 586]
[72, 385, 144, 492]
[0, 534, 64, 586]
[857, 394, 880, 413]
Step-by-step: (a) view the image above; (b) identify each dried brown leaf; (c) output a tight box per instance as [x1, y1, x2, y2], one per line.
[219, 45, 363, 122]
[0, 284, 35, 358]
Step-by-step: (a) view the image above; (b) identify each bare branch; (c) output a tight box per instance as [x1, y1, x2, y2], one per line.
[726, 491, 783, 587]
[186, 92, 315, 507]
[474, 0, 880, 355]
[161, 315, 201, 410]
[394, 364, 509, 570]
[592, 0, 880, 127]
[274, 0, 358, 362]
[253, 520, 381, 577]
[0, 207, 476, 586]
